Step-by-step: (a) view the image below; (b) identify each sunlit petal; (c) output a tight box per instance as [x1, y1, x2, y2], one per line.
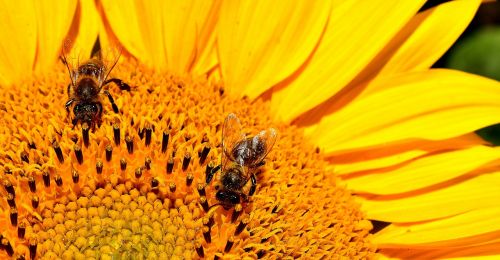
[33, 1, 77, 73]
[377, 0, 480, 76]
[101, 0, 220, 74]
[374, 207, 500, 247]
[330, 133, 486, 175]
[217, 0, 330, 97]
[289, 0, 480, 128]
[359, 172, 500, 222]
[68, 0, 102, 59]
[311, 70, 500, 154]
[381, 241, 500, 259]
[0, 1, 37, 85]
[271, 0, 425, 122]
[345, 146, 500, 194]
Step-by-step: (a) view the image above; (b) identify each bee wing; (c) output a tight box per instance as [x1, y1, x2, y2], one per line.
[61, 40, 84, 87]
[222, 113, 246, 159]
[250, 127, 277, 166]
[97, 45, 123, 88]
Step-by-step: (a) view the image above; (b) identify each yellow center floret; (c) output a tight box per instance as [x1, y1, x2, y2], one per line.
[0, 59, 376, 259]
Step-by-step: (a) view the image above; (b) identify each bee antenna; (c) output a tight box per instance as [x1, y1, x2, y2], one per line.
[60, 40, 75, 87]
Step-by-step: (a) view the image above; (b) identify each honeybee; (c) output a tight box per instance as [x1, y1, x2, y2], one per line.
[62, 38, 130, 129]
[207, 113, 277, 209]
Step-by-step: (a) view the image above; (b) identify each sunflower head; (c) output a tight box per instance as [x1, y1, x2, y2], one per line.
[1, 0, 499, 259]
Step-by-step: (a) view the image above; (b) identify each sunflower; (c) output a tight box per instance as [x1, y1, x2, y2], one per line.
[1, 0, 499, 259]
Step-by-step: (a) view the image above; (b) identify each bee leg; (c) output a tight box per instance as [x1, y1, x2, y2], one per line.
[104, 78, 131, 91]
[206, 164, 221, 184]
[103, 90, 119, 113]
[65, 99, 74, 114]
[248, 174, 257, 196]
[256, 160, 266, 168]
[71, 118, 78, 129]
[240, 192, 249, 203]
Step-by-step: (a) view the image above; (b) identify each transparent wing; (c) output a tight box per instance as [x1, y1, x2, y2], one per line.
[222, 113, 245, 160]
[61, 39, 84, 87]
[96, 45, 123, 89]
[249, 128, 277, 167]
[222, 113, 246, 171]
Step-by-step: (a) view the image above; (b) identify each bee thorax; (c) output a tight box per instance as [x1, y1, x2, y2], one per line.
[221, 168, 246, 190]
[75, 78, 99, 101]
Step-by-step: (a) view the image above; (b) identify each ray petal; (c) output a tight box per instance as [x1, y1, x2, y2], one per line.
[294, 0, 480, 128]
[331, 133, 486, 175]
[270, 0, 425, 122]
[359, 172, 500, 222]
[0, 1, 37, 86]
[311, 69, 500, 154]
[101, 0, 220, 73]
[68, 0, 101, 59]
[33, 0, 78, 73]
[377, 0, 480, 76]
[381, 241, 500, 259]
[217, 0, 331, 97]
[345, 146, 500, 194]
[100, 0, 159, 69]
[374, 207, 500, 248]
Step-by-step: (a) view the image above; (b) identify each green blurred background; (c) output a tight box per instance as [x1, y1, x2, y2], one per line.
[426, 1, 500, 144]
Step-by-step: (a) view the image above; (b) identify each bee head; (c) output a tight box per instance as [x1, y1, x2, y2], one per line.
[74, 103, 100, 127]
[216, 190, 240, 208]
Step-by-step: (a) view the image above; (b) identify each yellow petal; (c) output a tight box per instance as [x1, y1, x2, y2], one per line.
[294, 0, 480, 128]
[380, 244, 500, 260]
[270, 0, 425, 122]
[311, 69, 500, 154]
[378, 0, 480, 75]
[101, 0, 160, 68]
[381, 241, 500, 259]
[359, 172, 500, 222]
[374, 207, 500, 247]
[331, 133, 486, 175]
[67, 0, 101, 59]
[345, 146, 500, 194]
[191, 37, 218, 75]
[0, 1, 37, 85]
[217, 0, 331, 97]
[33, 0, 77, 73]
[101, 0, 220, 74]
[190, 0, 221, 75]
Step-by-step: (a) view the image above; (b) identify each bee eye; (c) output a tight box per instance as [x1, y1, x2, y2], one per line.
[74, 104, 82, 113]
[90, 104, 98, 113]
[214, 184, 220, 190]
